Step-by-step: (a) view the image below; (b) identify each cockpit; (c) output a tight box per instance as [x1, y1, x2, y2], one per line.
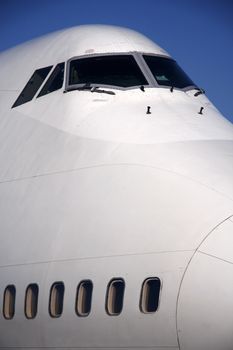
[12, 53, 197, 108]
[68, 55, 148, 88]
[68, 54, 195, 90]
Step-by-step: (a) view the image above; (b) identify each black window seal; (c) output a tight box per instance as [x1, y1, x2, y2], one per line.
[24, 283, 39, 320]
[48, 281, 65, 318]
[75, 279, 93, 317]
[105, 277, 125, 316]
[139, 277, 162, 314]
[3, 284, 16, 320]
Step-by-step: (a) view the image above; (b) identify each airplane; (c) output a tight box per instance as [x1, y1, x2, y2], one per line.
[0, 24, 233, 350]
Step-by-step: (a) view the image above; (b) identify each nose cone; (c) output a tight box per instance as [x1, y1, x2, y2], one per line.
[177, 217, 233, 350]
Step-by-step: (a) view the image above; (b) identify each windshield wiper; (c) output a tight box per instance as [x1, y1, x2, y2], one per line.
[140, 85, 145, 92]
[194, 88, 205, 97]
[64, 83, 92, 93]
[90, 86, 115, 95]
[64, 83, 115, 95]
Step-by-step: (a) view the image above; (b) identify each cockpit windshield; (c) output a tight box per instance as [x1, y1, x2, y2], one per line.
[143, 55, 195, 89]
[69, 55, 148, 88]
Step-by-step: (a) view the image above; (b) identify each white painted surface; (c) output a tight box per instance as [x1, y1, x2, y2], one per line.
[0, 25, 168, 91]
[177, 250, 233, 350]
[198, 219, 233, 263]
[0, 25, 232, 350]
[0, 252, 189, 348]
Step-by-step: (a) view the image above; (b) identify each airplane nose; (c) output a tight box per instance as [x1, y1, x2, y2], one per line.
[177, 216, 233, 350]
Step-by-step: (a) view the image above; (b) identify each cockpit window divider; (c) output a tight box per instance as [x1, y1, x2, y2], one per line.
[37, 62, 65, 98]
[133, 52, 158, 87]
[34, 65, 55, 98]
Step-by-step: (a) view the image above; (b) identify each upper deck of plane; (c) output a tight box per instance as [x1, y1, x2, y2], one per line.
[0, 26, 233, 350]
[0, 25, 169, 91]
[0, 25, 232, 149]
[0, 25, 232, 198]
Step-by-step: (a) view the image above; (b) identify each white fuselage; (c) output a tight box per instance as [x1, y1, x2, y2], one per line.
[0, 25, 233, 350]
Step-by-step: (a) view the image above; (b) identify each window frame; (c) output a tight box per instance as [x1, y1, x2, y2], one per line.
[75, 279, 93, 317]
[37, 62, 65, 98]
[142, 53, 197, 91]
[12, 65, 53, 108]
[105, 278, 125, 316]
[11, 51, 196, 110]
[24, 283, 39, 319]
[140, 277, 161, 314]
[65, 52, 196, 93]
[3, 285, 16, 320]
[65, 52, 154, 92]
[48, 281, 65, 318]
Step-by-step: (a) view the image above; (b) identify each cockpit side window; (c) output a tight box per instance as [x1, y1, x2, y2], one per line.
[143, 55, 195, 89]
[12, 66, 52, 108]
[37, 63, 65, 98]
[69, 55, 148, 88]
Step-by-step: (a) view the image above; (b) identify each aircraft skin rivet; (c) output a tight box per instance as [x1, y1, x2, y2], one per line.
[147, 106, 151, 114]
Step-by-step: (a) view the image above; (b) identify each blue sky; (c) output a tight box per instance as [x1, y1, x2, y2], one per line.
[1, 0, 232, 122]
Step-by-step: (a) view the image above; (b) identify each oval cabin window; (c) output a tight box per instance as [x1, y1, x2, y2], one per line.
[76, 280, 93, 317]
[25, 284, 39, 319]
[49, 282, 64, 318]
[106, 278, 125, 316]
[140, 277, 161, 313]
[3, 285, 16, 319]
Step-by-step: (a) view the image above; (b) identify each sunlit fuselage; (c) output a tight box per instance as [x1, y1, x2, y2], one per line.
[0, 25, 233, 350]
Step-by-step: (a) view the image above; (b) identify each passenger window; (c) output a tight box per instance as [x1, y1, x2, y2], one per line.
[12, 66, 52, 108]
[37, 62, 65, 97]
[3, 285, 16, 319]
[140, 277, 161, 313]
[106, 278, 125, 315]
[49, 282, 64, 318]
[76, 280, 93, 317]
[25, 284, 39, 319]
